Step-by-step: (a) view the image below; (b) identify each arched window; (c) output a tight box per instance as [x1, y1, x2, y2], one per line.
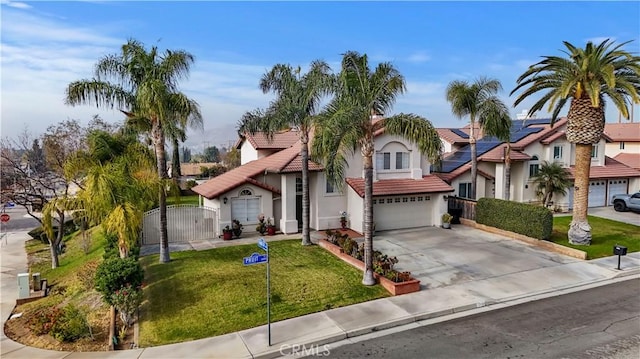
[529, 155, 540, 177]
[239, 189, 253, 196]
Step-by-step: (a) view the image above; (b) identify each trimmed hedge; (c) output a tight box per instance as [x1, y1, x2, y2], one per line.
[476, 198, 553, 240]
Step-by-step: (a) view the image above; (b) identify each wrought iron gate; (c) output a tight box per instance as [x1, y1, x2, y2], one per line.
[142, 205, 218, 245]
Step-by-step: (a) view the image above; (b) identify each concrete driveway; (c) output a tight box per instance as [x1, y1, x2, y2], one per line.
[371, 226, 579, 290]
[586, 206, 639, 225]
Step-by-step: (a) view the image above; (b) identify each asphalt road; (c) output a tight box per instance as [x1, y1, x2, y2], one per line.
[317, 280, 640, 359]
[0, 207, 41, 232]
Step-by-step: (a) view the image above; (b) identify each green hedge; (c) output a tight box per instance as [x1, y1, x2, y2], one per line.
[476, 198, 553, 240]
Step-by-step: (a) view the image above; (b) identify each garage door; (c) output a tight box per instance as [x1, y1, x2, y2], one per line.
[588, 180, 606, 208]
[231, 197, 260, 224]
[373, 195, 432, 231]
[608, 179, 628, 205]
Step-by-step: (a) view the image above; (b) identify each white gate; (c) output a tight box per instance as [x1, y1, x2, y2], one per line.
[142, 205, 218, 245]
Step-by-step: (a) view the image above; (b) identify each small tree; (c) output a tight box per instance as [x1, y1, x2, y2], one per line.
[531, 161, 572, 207]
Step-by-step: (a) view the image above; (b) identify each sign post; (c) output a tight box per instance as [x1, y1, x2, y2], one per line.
[244, 238, 271, 346]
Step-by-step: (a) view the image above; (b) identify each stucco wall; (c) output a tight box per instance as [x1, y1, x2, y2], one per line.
[240, 141, 258, 165]
[605, 142, 640, 158]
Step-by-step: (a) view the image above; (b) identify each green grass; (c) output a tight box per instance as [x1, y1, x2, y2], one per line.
[27, 228, 107, 286]
[549, 216, 640, 259]
[138, 240, 388, 346]
[166, 195, 199, 206]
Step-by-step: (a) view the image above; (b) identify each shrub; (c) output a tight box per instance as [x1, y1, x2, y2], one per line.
[95, 257, 144, 306]
[476, 198, 553, 240]
[49, 304, 90, 342]
[28, 306, 61, 335]
[112, 283, 143, 326]
[102, 231, 140, 260]
[185, 179, 197, 189]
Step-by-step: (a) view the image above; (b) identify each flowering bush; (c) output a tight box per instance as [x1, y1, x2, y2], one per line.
[339, 211, 347, 220]
[111, 284, 143, 326]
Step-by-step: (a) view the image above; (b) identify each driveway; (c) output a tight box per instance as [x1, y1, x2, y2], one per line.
[586, 206, 639, 225]
[371, 226, 579, 290]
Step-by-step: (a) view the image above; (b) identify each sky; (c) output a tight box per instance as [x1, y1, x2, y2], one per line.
[2, 1, 639, 153]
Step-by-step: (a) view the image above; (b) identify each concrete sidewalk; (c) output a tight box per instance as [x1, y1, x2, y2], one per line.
[2, 230, 639, 359]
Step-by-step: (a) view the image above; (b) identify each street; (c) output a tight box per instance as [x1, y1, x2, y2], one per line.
[0, 206, 40, 232]
[316, 280, 640, 359]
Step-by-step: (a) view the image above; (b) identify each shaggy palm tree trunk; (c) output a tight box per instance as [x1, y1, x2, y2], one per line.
[172, 138, 182, 179]
[362, 146, 375, 286]
[153, 121, 171, 263]
[568, 143, 592, 245]
[301, 137, 311, 246]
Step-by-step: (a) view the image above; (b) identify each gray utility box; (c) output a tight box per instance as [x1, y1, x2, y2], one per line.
[614, 245, 628, 256]
[18, 273, 30, 299]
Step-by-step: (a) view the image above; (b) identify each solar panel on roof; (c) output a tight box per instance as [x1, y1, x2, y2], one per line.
[450, 129, 469, 139]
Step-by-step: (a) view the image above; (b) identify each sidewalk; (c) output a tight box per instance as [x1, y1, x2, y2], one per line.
[2, 230, 639, 359]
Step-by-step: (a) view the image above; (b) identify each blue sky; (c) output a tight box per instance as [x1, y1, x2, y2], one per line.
[2, 1, 639, 152]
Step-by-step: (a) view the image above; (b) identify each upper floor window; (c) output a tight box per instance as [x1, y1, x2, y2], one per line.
[295, 178, 303, 193]
[591, 145, 598, 159]
[529, 155, 540, 177]
[376, 152, 391, 170]
[620, 142, 625, 150]
[553, 145, 563, 160]
[325, 177, 335, 194]
[395, 152, 409, 169]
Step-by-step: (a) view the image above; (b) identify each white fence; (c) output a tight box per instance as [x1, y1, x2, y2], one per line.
[142, 205, 218, 245]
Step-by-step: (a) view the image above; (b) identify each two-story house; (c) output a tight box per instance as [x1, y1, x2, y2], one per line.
[434, 118, 640, 210]
[192, 123, 454, 235]
[603, 122, 640, 172]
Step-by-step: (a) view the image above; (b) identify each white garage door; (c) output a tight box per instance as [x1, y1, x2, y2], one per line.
[588, 180, 606, 208]
[231, 197, 260, 224]
[608, 179, 628, 205]
[373, 195, 432, 231]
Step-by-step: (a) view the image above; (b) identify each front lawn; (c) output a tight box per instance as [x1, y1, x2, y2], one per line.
[138, 240, 388, 346]
[166, 194, 199, 206]
[550, 216, 640, 259]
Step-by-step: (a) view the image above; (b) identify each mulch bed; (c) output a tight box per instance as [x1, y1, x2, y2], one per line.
[323, 228, 363, 239]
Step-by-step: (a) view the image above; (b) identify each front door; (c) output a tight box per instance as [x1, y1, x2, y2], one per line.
[296, 178, 302, 230]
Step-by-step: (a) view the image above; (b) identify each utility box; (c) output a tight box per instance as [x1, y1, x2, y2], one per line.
[614, 245, 627, 256]
[32, 272, 41, 291]
[18, 273, 30, 299]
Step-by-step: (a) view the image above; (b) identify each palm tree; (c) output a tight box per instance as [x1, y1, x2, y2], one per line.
[531, 161, 572, 207]
[312, 51, 442, 285]
[65, 39, 202, 262]
[477, 102, 513, 200]
[446, 77, 509, 200]
[511, 39, 640, 245]
[239, 61, 333, 246]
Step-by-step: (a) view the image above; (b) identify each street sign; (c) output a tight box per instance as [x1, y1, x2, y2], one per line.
[0, 214, 10, 223]
[243, 252, 268, 266]
[257, 238, 268, 251]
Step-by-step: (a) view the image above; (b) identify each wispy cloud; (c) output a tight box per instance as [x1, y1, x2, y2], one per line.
[406, 51, 430, 63]
[1, 0, 31, 9]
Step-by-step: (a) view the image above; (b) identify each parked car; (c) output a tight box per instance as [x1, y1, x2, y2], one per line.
[611, 192, 640, 212]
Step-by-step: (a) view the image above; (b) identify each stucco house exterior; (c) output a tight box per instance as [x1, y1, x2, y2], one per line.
[192, 125, 454, 235]
[434, 118, 640, 210]
[603, 122, 640, 172]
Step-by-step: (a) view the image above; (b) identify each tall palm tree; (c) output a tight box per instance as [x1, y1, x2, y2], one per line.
[531, 161, 572, 207]
[446, 77, 508, 200]
[477, 101, 512, 200]
[511, 39, 640, 245]
[312, 51, 442, 285]
[65, 39, 202, 262]
[239, 61, 333, 246]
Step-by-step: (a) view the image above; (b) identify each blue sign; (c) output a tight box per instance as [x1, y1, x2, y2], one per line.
[258, 238, 268, 251]
[243, 252, 268, 266]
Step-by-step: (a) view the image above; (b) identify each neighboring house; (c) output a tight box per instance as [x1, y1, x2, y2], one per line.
[192, 124, 454, 235]
[434, 117, 640, 210]
[604, 123, 640, 176]
[168, 162, 221, 188]
[234, 129, 300, 165]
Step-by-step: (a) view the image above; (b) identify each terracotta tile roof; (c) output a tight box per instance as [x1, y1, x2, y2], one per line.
[280, 156, 324, 173]
[433, 164, 495, 183]
[193, 143, 304, 199]
[436, 128, 470, 144]
[604, 123, 640, 142]
[345, 176, 454, 198]
[237, 129, 301, 150]
[567, 156, 640, 179]
[613, 153, 640, 170]
[479, 146, 531, 162]
[540, 130, 566, 144]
